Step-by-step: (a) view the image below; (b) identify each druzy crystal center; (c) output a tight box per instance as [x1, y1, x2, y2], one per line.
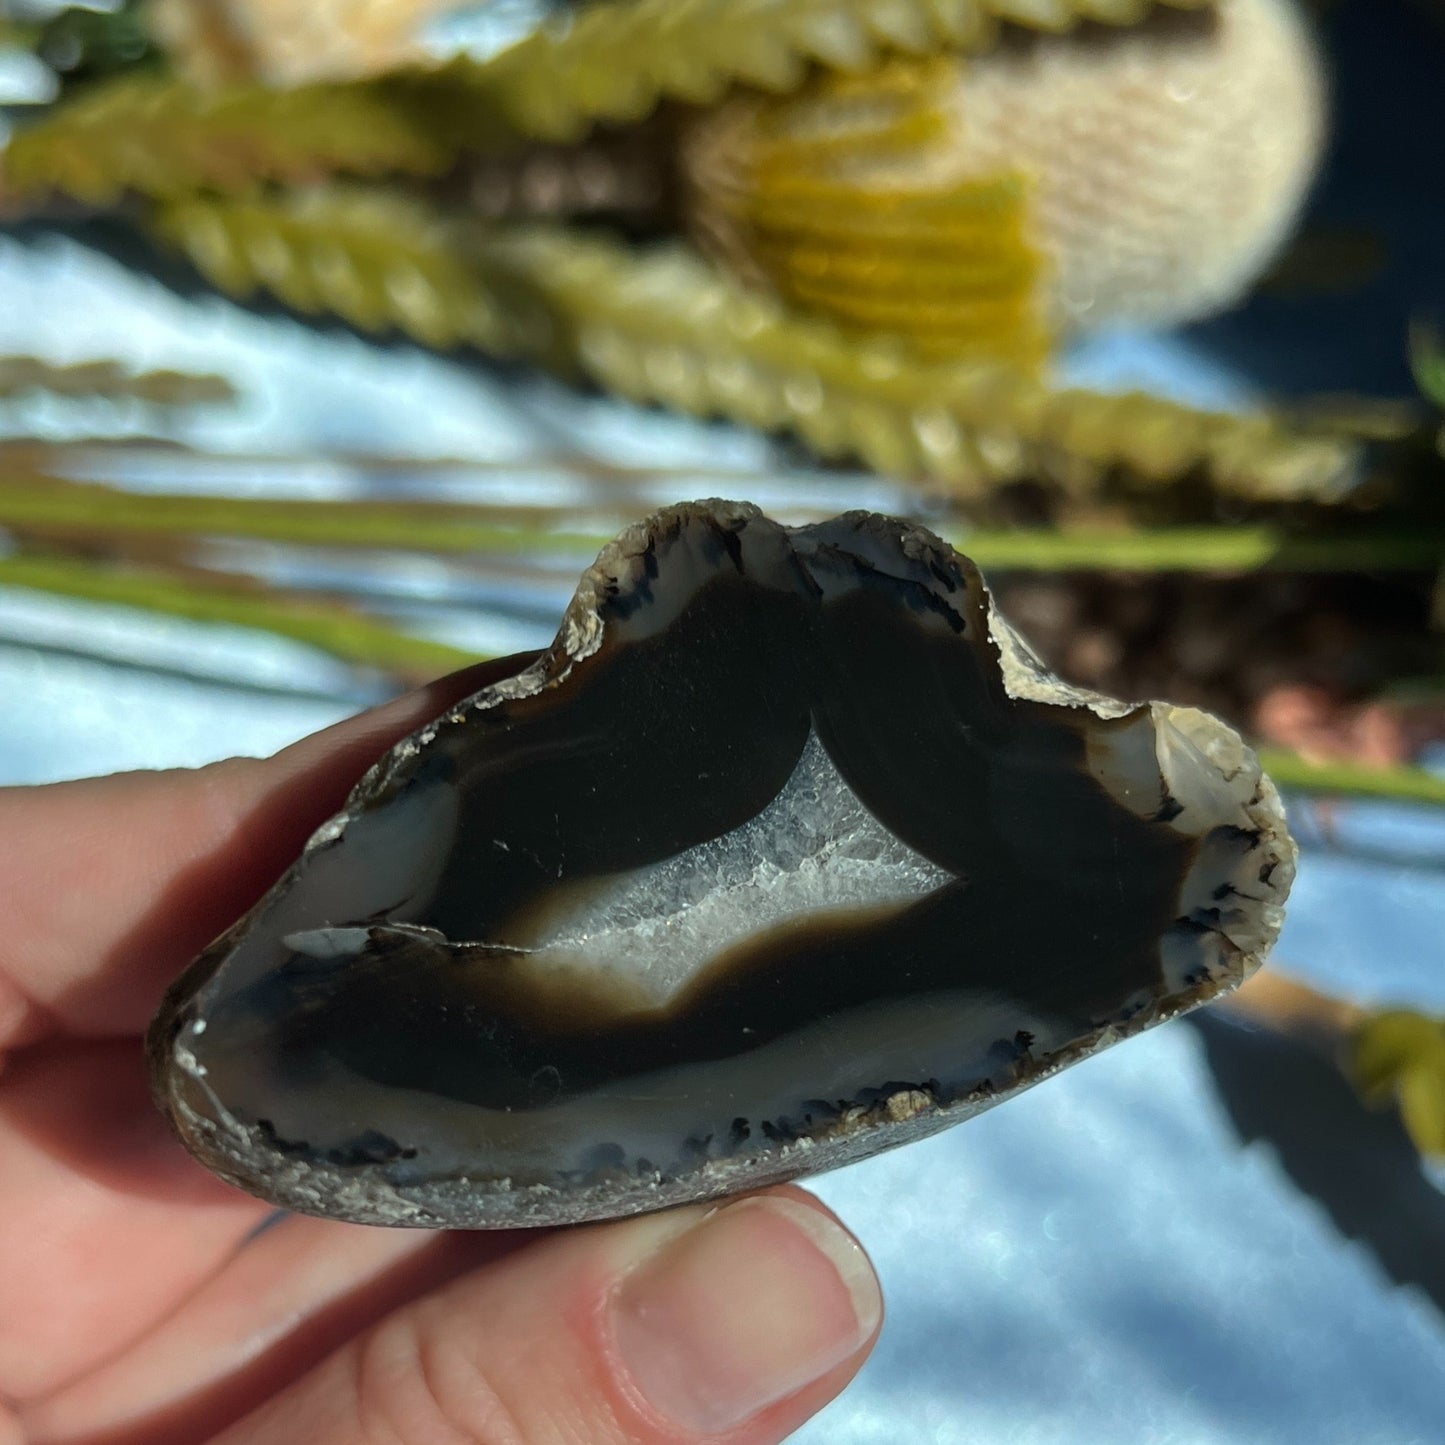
[503, 731, 953, 1009]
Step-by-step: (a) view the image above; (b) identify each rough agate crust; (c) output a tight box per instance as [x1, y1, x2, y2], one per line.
[148, 501, 1296, 1229]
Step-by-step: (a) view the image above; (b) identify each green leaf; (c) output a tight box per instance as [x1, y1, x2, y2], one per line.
[1347, 1008, 1445, 1159]
[1409, 320, 1445, 413]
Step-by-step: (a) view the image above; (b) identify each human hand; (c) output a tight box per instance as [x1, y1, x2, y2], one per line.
[0, 663, 882, 1445]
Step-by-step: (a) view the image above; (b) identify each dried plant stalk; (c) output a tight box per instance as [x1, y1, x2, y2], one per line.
[478, 0, 1212, 141]
[0, 0, 1212, 207]
[150, 187, 1356, 500]
[0, 64, 509, 206]
[0, 356, 236, 406]
[485, 228, 1355, 498]
[1226, 970, 1367, 1051]
[149, 0, 460, 86]
[149, 188, 518, 349]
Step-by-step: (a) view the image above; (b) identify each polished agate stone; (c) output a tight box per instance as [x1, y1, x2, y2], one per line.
[148, 501, 1295, 1228]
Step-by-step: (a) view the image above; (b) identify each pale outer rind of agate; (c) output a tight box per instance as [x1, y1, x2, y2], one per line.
[149, 501, 1296, 1228]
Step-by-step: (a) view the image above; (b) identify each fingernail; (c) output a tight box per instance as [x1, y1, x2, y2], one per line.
[612, 1195, 881, 1434]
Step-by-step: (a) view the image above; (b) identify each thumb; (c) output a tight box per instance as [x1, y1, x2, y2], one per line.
[215, 1188, 882, 1445]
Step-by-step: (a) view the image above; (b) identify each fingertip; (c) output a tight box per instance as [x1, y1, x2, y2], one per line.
[608, 1190, 882, 1438]
[223, 1188, 881, 1445]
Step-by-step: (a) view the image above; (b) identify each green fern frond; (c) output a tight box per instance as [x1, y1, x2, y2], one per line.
[148, 188, 1357, 500]
[0, 355, 235, 406]
[476, 0, 1209, 141]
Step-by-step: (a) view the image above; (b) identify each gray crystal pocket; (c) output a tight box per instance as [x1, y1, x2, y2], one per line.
[147, 500, 1296, 1228]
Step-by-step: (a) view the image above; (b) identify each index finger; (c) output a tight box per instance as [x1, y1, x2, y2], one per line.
[0, 654, 533, 1051]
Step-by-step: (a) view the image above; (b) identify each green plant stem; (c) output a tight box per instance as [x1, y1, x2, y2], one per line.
[0, 553, 485, 679]
[0, 474, 611, 554]
[954, 526, 1445, 572]
[4, 542, 1443, 803]
[1258, 750, 1445, 807]
[3, 473, 1441, 572]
